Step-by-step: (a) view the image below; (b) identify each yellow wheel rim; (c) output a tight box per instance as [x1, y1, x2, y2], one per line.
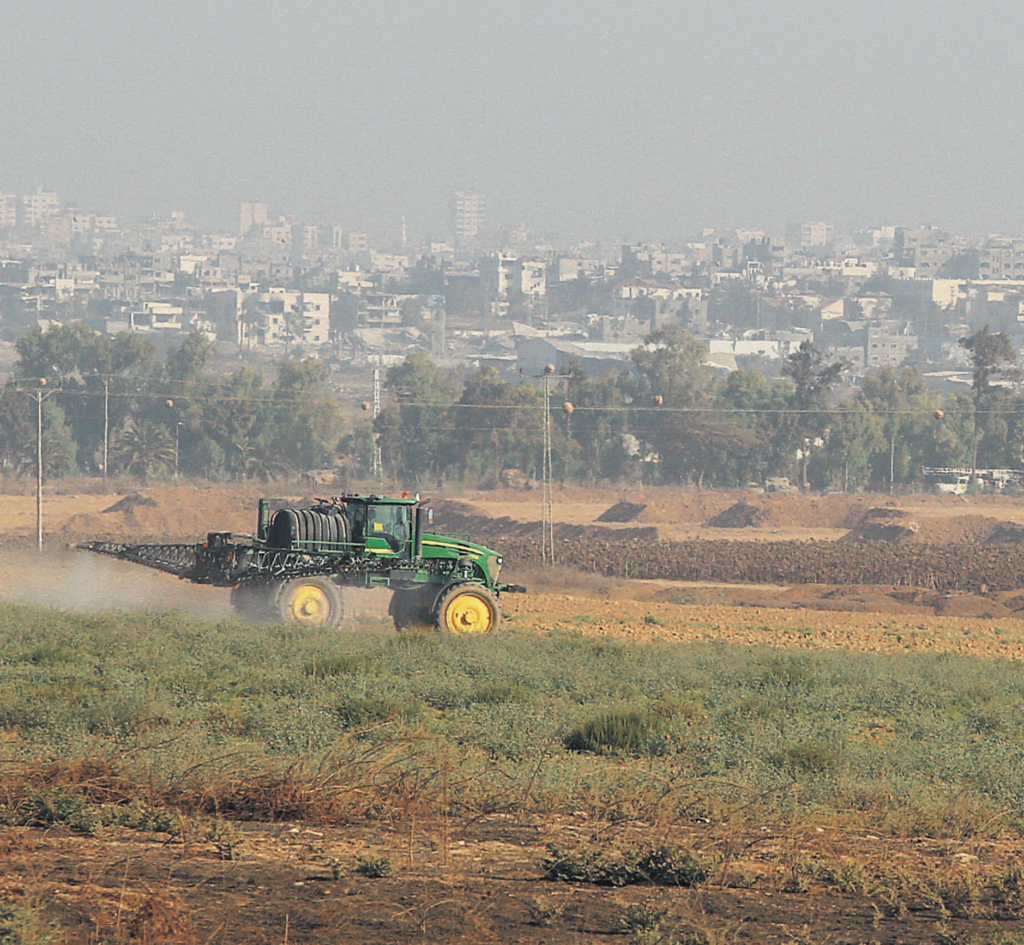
[444, 592, 494, 635]
[288, 584, 332, 624]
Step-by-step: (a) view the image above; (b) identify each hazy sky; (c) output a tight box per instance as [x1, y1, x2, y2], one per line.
[4, 0, 1024, 241]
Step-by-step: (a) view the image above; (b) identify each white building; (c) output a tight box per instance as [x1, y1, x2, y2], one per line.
[20, 188, 61, 228]
[450, 191, 485, 252]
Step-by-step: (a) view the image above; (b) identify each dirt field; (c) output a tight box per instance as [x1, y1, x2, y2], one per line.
[4, 482, 1024, 943]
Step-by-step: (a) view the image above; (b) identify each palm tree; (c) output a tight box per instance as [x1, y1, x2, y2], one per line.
[233, 440, 294, 483]
[113, 421, 176, 485]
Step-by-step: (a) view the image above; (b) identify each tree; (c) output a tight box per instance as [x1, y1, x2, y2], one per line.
[378, 353, 461, 485]
[9, 398, 78, 480]
[166, 332, 214, 387]
[628, 327, 716, 485]
[452, 367, 543, 485]
[780, 340, 848, 488]
[959, 326, 1018, 469]
[714, 370, 793, 485]
[782, 340, 847, 412]
[269, 358, 345, 474]
[199, 367, 272, 479]
[563, 365, 631, 482]
[15, 322, 99, 380]
[113, 421, 176, 485]
[960, 325, 1016, 398]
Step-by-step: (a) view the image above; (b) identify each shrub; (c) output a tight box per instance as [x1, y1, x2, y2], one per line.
[543, 843, 709, 888]
[354, 855, 392, 878]
[563, 709, 664, 756]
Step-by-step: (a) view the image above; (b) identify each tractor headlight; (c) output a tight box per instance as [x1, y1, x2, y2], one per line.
[487, 555, 502, 581]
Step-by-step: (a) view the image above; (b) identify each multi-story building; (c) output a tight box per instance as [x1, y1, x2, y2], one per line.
[450, 191, 485, 252]
[978, 239, 1024, 279]
[801, 221, 834, 248]
[892, 226, 957, 277]
[240, 289, 331, 347]
[239, 200, 268, 236]
[0, 194, 18, 229]
[20, 188, 61, 228]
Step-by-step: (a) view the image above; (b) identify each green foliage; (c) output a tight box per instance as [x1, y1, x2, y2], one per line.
[451, 366, 545, 484]
[563, 709, 666, 756]
[6, 321, 1020, 484]
[960, 325, 1016, 396]
[543, 842, 709, 887]
[112, 420, 175, 483]
[0, 899, 62, 945]
[377, 352, 461, 485]
[4, 603, 1024, 836]
[354, 855, 392, 878]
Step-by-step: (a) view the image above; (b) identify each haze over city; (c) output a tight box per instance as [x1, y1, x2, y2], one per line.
[6, 0, 1024, 240]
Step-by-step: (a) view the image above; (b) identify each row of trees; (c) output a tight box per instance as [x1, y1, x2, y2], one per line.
[0, 322, 1018, 491]
[0, 325, 353, 483]
[379, 325, 1022, 492]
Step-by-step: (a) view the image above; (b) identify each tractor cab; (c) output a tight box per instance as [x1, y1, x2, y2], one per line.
[353, 497, 415, 556]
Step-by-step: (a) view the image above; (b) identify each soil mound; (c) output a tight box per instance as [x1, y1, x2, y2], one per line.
[102, 493, 157, 514]
[842, 508, 919, 543]
[864, 507, 907, 519]
[911, 515, 999, 543]
[988, 522, 1024, 544]
[596, 500, 646, 523]
[433, 501, 658, 544]
[844, 522, 919, 543]
[705, 501, 769, 528]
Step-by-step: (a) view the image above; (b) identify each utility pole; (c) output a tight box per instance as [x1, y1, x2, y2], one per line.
[25, 381, 59, 552]
[372, 367, 383, 482]
[174, 421, 183, 482]
[102, 377, 109, 492]
[527, 365, 571, 568]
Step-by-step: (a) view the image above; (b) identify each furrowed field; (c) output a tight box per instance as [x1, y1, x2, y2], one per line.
[3, 484, 1024, 943]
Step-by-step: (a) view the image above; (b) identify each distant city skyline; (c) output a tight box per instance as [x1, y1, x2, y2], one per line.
[5, 0, 1024, 240]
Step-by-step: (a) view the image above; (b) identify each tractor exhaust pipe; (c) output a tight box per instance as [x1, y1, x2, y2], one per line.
[414, 506, 427, 559]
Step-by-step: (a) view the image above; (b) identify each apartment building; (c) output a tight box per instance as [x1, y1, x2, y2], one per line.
[241, 289, 331, 347]
[450, 191, 485, 252]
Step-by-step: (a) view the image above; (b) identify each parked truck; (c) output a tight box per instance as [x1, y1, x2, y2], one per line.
[77, 494, 525, 634]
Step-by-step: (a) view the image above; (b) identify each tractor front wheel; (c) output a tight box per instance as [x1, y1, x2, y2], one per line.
[434, 584, 502, 635]
[272, 577, 344, 628]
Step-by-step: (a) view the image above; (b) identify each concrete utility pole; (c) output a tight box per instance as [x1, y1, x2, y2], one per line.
[372, 367, 382, 481]
[25, 381, 59, 552]
[102, 377, 109, 492]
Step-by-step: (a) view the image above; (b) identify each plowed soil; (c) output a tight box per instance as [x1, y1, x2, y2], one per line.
[3, 481, 1024, 943]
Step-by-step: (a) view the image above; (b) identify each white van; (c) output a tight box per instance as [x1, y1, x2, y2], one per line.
[934, 473, 969, 495]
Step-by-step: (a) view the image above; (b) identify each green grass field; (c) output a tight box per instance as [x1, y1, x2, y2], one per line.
[2, 600, 1024, 840]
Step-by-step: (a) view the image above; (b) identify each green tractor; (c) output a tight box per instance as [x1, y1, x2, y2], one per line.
[78, 494, 525, 634]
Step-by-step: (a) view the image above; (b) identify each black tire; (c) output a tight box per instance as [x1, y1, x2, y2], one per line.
[230, 583, 273, 622]
[388, 587, 436, 632]
[272, 577, 344, 628]
[433, 583, 502, 636]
